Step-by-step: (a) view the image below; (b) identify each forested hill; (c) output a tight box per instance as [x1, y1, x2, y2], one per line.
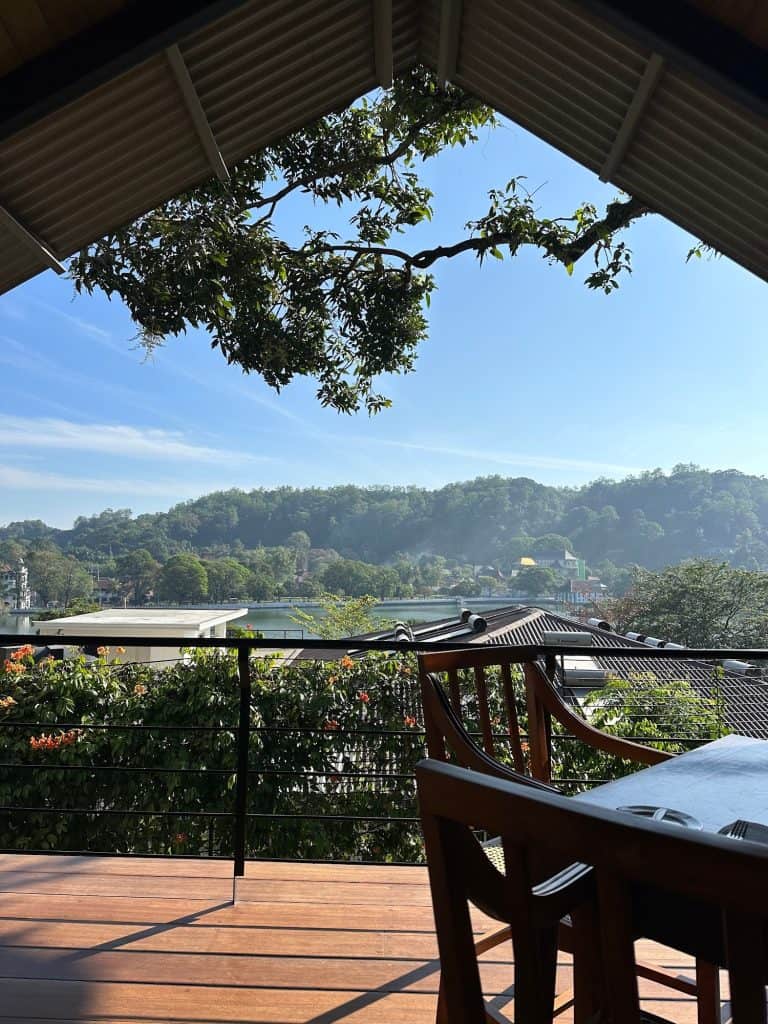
[4, 466, 768, 571]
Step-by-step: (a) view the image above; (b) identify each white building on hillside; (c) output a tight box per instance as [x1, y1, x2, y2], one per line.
[1, 560, 31, 610]
[34, 608, 247, 667]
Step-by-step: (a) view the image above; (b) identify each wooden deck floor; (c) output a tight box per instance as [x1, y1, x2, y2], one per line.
[0, 853, 712, 1023]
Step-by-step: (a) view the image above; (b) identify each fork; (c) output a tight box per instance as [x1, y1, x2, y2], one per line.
[721, 819, 748, 840]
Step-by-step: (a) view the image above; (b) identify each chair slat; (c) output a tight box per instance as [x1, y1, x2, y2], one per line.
[500, 663, 525, 773]
[473, 665, 495, 756]
[447, 669, 461, 716]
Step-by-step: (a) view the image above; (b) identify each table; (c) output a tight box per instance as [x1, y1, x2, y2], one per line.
[575, 733, 768, 1023]
[576, 733, 768, 833]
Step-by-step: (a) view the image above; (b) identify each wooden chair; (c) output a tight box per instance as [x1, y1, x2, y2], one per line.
[417, 647, 720, 1024]
[417, 757, 768, 1024]
[419, 659, 595, 1022]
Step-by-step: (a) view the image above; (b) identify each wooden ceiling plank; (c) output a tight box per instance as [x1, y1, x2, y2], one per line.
[0, 2, 54, 62]
[0, 20, 18, 78]
[35, 0, 94, 39]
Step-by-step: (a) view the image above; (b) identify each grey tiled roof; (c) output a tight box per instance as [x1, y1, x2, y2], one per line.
[293, 603, 768, 739]
[479, 606, 768, 741]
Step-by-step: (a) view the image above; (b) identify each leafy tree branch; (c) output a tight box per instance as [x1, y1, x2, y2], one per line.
[70, 67, 652, 413]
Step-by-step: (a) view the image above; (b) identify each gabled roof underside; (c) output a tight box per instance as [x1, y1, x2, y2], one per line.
[0, 0, 765, 297]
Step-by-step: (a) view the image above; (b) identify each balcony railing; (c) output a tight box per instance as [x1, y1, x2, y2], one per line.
[1, 632, 767, 874]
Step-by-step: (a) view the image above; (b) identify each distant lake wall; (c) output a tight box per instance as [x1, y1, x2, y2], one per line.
[0, 596, 549, 640]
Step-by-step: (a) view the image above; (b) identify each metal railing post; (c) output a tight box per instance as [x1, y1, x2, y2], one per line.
[232, 644, 251, 897]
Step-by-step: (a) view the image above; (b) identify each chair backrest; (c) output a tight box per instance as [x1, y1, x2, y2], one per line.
[417, 758, 768, 1024]
[522, 660, 672, 783]
[418, 647, 671, 786]
[418, 646, 532, 774]
[419, 660, 555, 791]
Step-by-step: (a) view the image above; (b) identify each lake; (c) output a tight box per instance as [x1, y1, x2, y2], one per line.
[0, 597, 522, 641]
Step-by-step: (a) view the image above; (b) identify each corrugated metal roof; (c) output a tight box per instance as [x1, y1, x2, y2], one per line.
[333, 602, 768, 739]
[0, 0, 766, 297]
[480, 605, 768, 739]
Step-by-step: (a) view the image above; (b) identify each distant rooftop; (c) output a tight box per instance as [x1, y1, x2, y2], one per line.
[35, 608, 247, 635]
[317, 604, 768, 740]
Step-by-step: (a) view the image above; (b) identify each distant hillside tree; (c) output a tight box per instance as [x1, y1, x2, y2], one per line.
[116, 549, 159, 605]
[25, 544, 92, 607]
[204, 559, 250, 602]
[158, 554, 208, 604]
[609, 560, 768, 647]
[516, 566, 560, 598]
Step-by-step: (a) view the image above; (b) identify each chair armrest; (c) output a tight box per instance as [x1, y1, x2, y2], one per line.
[524, 661, 673, 767]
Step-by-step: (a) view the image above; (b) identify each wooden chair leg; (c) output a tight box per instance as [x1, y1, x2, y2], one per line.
[436, 974, 449, 1024]
[569, 905, 602, 1024]
[695, 959, 721, 1024]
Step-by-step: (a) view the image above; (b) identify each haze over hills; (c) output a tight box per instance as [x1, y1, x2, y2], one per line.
[2, 466, 768, 573]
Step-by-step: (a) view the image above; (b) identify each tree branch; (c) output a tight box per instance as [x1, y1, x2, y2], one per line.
[316, 195, 648, 271]
[549, 196, 648, 264]
[254, 101, 478, 224]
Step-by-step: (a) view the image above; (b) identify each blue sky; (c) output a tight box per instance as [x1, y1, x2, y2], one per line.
[1, 113, 766, 529]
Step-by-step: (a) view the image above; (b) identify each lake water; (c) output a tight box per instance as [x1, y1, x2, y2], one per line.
[0, 597, 520, 641]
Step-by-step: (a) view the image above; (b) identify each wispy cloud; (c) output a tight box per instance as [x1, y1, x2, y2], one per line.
[32, 298, 112, 341]
[1, 301, 26, 321]
[0, 415, 272, 465]
[158, 355, 310, 426]
[0, 463, 235, 497]
[343, 436, 639, 476]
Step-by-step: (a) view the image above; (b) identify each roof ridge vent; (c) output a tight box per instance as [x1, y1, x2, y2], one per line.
[542, 630, 593, 647]
[587, 617, 611, 631]
[722, 658, 761, 676]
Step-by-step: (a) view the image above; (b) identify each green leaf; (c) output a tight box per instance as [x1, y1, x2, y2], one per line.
[490, 247, 503, 261]
[565, 262, 574, 277]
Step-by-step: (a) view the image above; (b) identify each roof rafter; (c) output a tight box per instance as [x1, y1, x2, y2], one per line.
[437, 0, 463, 85]
[0, 204, 65, 275]
[600, 52, 665, 182]
[372, 0, 393, 89]
[166, 44, 229, 183]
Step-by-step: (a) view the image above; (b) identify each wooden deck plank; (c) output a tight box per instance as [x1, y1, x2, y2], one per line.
[0, 922, 442, 959]
[0, 855, 428, 884]
[0, 978, 438, 1022]
[0, 894, 444, 932]
[0, 872, 431, 905]
[0, 854, 706, 1024]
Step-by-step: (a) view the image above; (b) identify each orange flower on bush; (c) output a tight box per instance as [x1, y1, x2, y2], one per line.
[96, 646, 109, 656]
[323, 719, 340, 731]
[133, 683, 147, 697]
[116, 646, 126, 655]
[403, 715, 417, 728]
[327, 675, 338, 685]
[0, 695, 16, 710]
[173, 832, 188, 845]
[3, 660, 24, 675]
[10, 644, 34, 661]
[357, 691, 370, 703]
[30, 728, 82, 752]
[340, 656, 354, 669]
